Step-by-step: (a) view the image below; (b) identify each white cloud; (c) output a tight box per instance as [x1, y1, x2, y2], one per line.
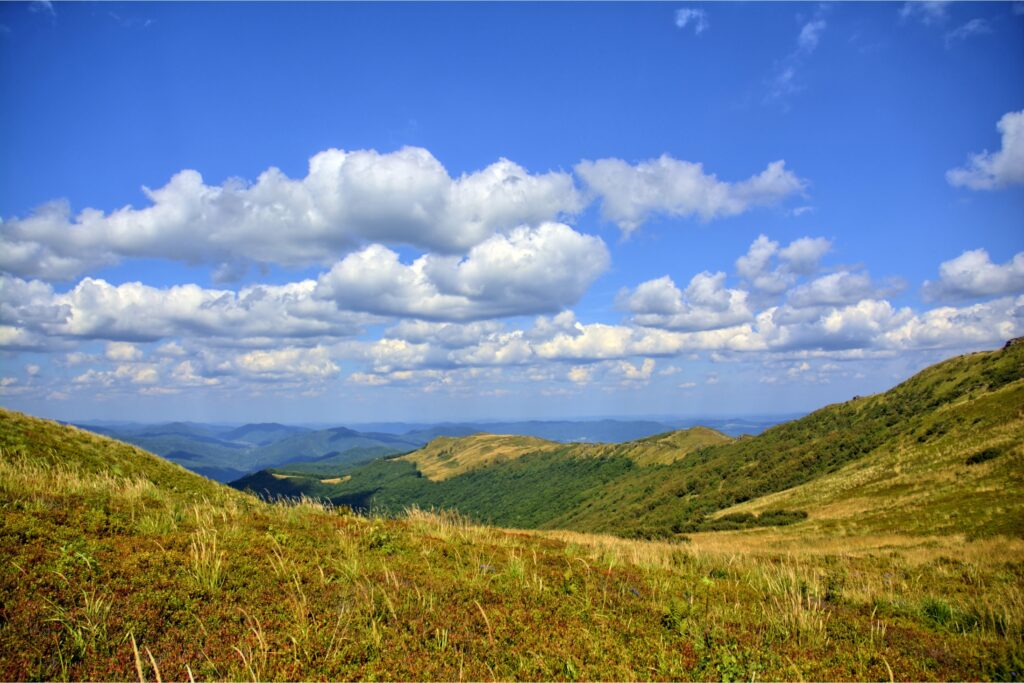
[615, 358, 656, 382]
[105, 341, 143, 362]
[945, 18, 992, 47]
[882, 296, 1023, 350]
[946, 110, 1024, 190]
[922, 249, 1024, 301]
[778, 237, 832, 275]
[1, 224, 607, 352]
[567, 366, 593, 385]
[171, 360, 220, 387]
[449, 331, 533, 367]
[766, 14, 827, 103]
[675, 8, 709, 35]
[736, 234, 831, 294]
[314, 223, 609, 321]
[619, 272, 753, 331]
[156, 341, 187, 356]
[899, 1, 949, 25]
[0, 147, 584, 281]
[798, 18, 827, 52]
[234, 346, 339, 380]
[0, 274, 372, 346]
[385, 320, 505, 349]
[72, 363, 161, 388]
[29, 0, 55, 17]
[787, 271, 877, 308]
[756, 299, 914, 351]
[362, 338, 435, 374]
[575, 156, 805, 233]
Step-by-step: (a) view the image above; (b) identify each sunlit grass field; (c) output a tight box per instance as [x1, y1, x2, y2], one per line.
[2, 408, 1022, 681]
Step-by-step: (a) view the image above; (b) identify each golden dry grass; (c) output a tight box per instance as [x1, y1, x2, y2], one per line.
[399, 434, 561, 480]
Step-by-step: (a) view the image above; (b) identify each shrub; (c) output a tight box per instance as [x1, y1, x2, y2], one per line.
[966, 448, 1001, 466]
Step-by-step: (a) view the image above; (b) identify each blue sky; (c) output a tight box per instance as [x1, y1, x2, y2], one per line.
[1, 1, 1022, 424]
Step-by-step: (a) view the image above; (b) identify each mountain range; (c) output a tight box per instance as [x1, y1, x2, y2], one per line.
[73, 417, 786, 483]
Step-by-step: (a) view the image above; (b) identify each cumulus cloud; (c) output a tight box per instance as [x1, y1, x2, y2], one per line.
[385, 320, 506, 349]
[615, 358, 656, 382]
[0, 147, 584, 280]
[754, 299, 914, 352]
[736, 234, 831, 293]
[0, 225, 606, 359]
[786, 271, 877, 308]
[675, 8, 709, 35]
[567, 365, 593, 385]
[922, 249, 1024, 301]
[575, 156, 805, 233]
[314, 223, 609, 321]
[883, 296, 1023, 350]
[778, 237, 832, 274]
[619, 272, 753, 331]
[171, 360, 220, 387]
[234, 346, 339, 380]
[0, 274, 372, 346]
[73, 363, 161, 388]
[105, 341, 143, 362]
[946, 110, 1024, 190]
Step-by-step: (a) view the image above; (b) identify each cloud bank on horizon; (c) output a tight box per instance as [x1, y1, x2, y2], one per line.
[0, 1, 1021, 422]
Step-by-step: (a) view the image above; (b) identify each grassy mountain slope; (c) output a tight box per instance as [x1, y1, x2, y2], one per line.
[713, 377, 1024, 539]
[3, 407, 1022, 681]
[220, 422, 311, 445]
[400, 434, 561, 480]
[235, 341, 1023, 542]
[585, 426, 733, 465]
[233, 427, 733, 525]
[544, 340, 1024, 537]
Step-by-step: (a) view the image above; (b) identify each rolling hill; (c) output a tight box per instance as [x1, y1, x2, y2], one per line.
[233, 339, 1024, 541]
[74, 421, 419, 483]
[2, 375, 1023, 679]
[77, 418, 717, 484]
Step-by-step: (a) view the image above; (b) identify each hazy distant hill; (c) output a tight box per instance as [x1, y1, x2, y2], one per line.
[77, 418, 758, 483]
[75, 421, 417, 483]
[397, 419, 681, 444]
[220, 422, 311, 445]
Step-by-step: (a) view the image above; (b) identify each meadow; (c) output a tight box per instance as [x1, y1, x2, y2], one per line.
[2, 340, 1022, 680]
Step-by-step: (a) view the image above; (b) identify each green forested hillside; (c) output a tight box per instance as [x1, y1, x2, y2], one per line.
[234, 340, 1024, 540]
[552, 339, 1023, 537]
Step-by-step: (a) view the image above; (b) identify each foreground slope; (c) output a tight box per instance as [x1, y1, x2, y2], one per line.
[3, 408, 1024, 680]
